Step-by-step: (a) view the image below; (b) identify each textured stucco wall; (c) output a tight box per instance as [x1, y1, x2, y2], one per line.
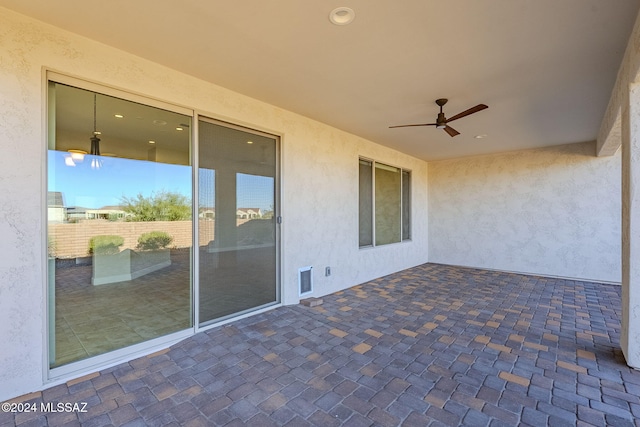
[0, 8, 428, 400]
[622, 84, 640, 368]
[428, 141, 621, 283]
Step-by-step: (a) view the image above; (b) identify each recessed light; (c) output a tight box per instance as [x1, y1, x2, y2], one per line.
[176, 127, 183, 131]
[247, 141, 253, 144]
[474, 134, 487, 139]
[329, 7, 355, 25]
[114, 114, 124, 118]
[148, 140, 156, 144]
[153, 119, 167, 126]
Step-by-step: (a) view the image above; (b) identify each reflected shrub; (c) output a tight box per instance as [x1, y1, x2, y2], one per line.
[137, 231, 173, 251]
[88, 235, 124, 255]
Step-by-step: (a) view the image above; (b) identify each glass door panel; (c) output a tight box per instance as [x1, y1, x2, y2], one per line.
[47, 82, 193, 368]
[198, 119, 278, 325]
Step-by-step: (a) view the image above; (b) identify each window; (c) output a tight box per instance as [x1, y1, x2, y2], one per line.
[359, 158, 411, 247]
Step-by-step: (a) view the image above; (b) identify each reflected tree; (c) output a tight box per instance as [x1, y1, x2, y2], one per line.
[120, 191, 191, 221]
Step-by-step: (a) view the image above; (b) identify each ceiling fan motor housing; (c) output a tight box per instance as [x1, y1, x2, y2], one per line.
[435, 98, 448, 107]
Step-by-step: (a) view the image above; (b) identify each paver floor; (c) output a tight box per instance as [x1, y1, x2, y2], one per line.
[3, 263, 640, 426]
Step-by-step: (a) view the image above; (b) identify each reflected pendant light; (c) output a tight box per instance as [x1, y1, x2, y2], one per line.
[90, 93, 101, 156]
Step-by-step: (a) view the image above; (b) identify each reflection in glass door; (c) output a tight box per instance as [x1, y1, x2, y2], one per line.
[198, 119, 279, 325]
[47, 81, 193, 368]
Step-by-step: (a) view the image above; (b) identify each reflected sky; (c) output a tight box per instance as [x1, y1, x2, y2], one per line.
[48, 151, 274, 211]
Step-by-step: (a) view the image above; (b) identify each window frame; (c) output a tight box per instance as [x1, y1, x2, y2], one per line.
[358, 157, 411, 248]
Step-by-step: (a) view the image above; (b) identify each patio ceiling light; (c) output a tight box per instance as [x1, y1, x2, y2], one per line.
[329, 7, 355, 25]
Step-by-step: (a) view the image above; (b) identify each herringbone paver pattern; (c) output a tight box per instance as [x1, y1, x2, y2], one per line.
[2, 263, 639, 426]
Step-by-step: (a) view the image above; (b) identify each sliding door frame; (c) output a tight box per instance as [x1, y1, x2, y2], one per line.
[43, 70, 283, 384]
[193, 114, 282, 333]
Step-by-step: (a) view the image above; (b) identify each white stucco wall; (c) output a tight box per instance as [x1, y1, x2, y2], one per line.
[428, 141, 621, 283]
[0, 9, 429, 401]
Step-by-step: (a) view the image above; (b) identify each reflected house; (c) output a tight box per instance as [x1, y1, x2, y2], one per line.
[236, 207, 262, 219]
[48, 192, 129, 222]
[47, 191, 66, 223]
[66, 205, 128, 221]
[200, 207, 264, 221]
[198, 206, 215, 220]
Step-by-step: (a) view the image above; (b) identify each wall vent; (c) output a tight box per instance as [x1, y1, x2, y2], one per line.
[298, 266, 313, 296]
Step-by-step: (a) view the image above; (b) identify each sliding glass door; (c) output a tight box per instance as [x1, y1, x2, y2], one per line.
[47, 76, 280, 372]
[47, 80, 193, 368]
[198, 119, 279, 325]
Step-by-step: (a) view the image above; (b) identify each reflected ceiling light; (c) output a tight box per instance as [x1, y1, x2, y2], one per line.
[329, 7, 355, 25]
[148, 140, 156, 144]
[68, 149, 86, 162]
[175, 127, 184, 131]
[90, 93, 101, 156]
[153, 119, 167, 126]
[114, 114, 124, 118]
[89, 93, 103, 169]
[474, 134, 487, 139]
[64, 156, 76, 167]
[247, 141, 253, 144]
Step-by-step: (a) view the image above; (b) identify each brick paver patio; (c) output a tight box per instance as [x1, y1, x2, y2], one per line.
[2, 263, 639, 426]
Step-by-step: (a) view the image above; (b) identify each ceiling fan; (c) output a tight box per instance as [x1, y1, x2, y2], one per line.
[389, 98, 488, 137]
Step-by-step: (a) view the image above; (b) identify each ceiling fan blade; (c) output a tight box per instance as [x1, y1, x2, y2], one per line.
[444, 126, 460, 137]
[389, 123, 438, 128]
[446, 104, 488, 123]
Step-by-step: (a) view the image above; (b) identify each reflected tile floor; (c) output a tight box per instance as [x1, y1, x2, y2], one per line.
[52, 250, 192, 367]
[4, 263, 640, 426]
[53, 247, 276, 367]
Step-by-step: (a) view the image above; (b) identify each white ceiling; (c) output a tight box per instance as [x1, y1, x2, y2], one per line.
[2, 0, 638, 161]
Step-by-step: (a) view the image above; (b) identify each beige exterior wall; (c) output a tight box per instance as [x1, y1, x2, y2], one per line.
[428, 141, 621, 283]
